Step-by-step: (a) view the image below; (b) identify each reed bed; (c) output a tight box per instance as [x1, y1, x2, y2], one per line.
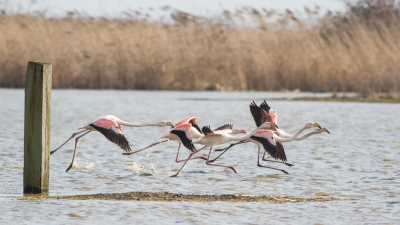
[0, 0, 399, 95]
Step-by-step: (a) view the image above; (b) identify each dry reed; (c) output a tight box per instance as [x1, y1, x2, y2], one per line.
[0, 0, 399, 95]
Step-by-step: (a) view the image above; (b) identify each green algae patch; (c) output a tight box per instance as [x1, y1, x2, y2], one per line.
[15, 192, 354, 203]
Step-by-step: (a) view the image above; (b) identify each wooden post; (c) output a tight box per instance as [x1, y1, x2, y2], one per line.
[24, 61, 52, 194]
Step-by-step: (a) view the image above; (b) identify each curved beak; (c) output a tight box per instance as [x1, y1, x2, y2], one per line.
[325, 129, 330, 134]
[166, 122, 174, 128]
[314, 123, 322, 129]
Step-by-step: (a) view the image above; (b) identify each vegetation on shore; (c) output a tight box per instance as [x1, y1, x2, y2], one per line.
[0, 0, 399, 98]
[277, 92, 400, 103]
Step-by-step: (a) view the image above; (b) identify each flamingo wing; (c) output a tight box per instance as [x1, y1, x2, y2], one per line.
[260, 100, 278, 124]
[201, 125, 214, 135]
[90, 123, 131, 152]
[170, 129, 196, 152]
[189, 118, 202, 135]
[213, 124, 233, 134]
[275, 142, 287, 161]
[251, 130, 287, 161]
[250, 101, 272, 126]
[173, 117, 203, 135]
[250, 135, 278, 159]
[250, 101, 263, 127]
[260, 100, 271, 113]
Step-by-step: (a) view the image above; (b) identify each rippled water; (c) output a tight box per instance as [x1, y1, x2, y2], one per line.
[1, 89, 399, 224]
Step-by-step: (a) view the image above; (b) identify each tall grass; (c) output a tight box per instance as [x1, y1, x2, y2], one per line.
[0, 0, 399, 95]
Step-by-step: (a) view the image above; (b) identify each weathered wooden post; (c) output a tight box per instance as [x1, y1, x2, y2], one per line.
[23, 61, 52, 194]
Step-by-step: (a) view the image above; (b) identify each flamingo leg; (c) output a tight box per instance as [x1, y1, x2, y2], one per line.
[214, 140, 249, 151]
[171, 147, 206, 177]
[205, 147, 237, 173]
[262, 150, 294, 167]
[209, 140, 248, 162]
[65, 130, 91, 172]
[50, 130, 88, 155]
[122, 140, 169, 155]
[176, 145, 208, 162]
[257, 146, 289, 174]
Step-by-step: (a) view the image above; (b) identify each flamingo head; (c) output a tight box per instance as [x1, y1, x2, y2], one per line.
[305, 122, 321, 129]
[231, 128, 247, 134]
[319, 128, 330, 134]
[158, 121, 174, 128]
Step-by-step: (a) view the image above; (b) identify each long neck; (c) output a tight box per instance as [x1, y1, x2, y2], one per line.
[277, 125, 311, 138]
[294, 130, 321, 141]
[273, 125, 309, 142]
[274, 128, 318, 142]
[228, 127, 261, 142]
[118, 120, 159, 127]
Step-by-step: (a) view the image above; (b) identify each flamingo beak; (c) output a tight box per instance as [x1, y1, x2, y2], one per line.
[325, 129, 330, 134]
[315, 123, 322, 129]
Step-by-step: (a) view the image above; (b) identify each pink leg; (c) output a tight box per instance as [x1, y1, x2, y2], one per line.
[209, 140, 248, 162]
[65, 130, 91, 172]
[257, 146, 289, 174]
[122, 140, 169, 155]
[176, 145, 208, 162]
[205, 147, 237, 173]
[50, 130, 88, 155]
[171, 146, 208, 177]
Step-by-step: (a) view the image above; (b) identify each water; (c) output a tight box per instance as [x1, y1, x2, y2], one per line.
[1, 89, 399, 224]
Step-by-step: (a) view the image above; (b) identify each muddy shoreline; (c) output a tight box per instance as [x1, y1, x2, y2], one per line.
[16, 191, 354, 203]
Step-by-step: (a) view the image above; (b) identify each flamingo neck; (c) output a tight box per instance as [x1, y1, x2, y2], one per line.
[227, 126, 261, 142]
[294, 130, 322, 141]
[118, 120, 160, 127]
[273, 125, 309, 142]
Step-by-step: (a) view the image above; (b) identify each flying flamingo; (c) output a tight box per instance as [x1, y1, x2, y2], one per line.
[249, 101, 288, 161]
[171, 122, 272, 177]
[122, 117, 205, 163]
[215, 101, 322, 161]
[50, 115, 173, 172]
[209, 122, 329, 174]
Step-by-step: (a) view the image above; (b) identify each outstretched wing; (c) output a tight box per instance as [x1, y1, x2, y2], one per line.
[250, 101, 272, 127]
[249, 101, 263, 127]
[189, 118, 203, 134]
[201, 125, 214, 135]
[170, 129, 196, 152]
[260, 100, 271, 113]
[251, 130, 287, 161]
[275, 142, 287, 161]
[90, 123, 131, 152]
[250, 135, 278, 159]
[214, 124, 233, 134]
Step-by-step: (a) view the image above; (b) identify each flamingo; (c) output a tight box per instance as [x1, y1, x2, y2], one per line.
[50, 115, 173, 172]
[249, 100, 288, 161]
[122, 117, 205, 163]
[171, 122, 272, 177]
[209, 123, 330, 174]
[215, 100, 322, 161]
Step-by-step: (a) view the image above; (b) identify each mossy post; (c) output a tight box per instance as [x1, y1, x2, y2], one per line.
[24, 61, 52, 194]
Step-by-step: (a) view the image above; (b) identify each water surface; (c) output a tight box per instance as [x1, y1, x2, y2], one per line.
[1, 89, 399, 224]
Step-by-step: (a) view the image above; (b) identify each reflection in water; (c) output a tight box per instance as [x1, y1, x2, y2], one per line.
[1, 89, 399, 223]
